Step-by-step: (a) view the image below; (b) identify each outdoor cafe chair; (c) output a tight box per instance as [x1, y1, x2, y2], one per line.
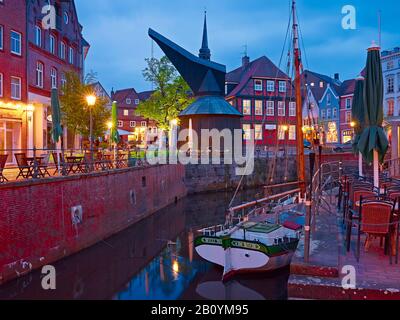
[15, 153, 32, 180]
[0, 154, 8, 183]
[355, 196, 397, 264]
[38, 153, 51, 177]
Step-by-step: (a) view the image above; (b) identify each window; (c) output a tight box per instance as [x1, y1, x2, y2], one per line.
[254, 80, 263, 92]
[345, 111, 352, 123]
[289, 125, 296, 140]
[319, 81, 324, 88]
[51, 67, 57, 89]
[49, 35, 56, 54]
[130, 121, 136, 128]
[64, 12, 69, 25]
[278, 126, 286, 140]
[69, 47, 74, 64]
[35, 26, 42, 47]
[60, 42, 66, 60]
[327, 108, 331, 118]
[333, 108, 337, 118]
[279, 81, 286, 93]
[278, 101, 285, 116]
[321, 110, 326, 119]
[242, 99, 251, 115]
[289, 102, 296, 117]
[388, 99, 395, 117]
[126, 98, 131, 104]
[243, 124, 251, 140]
[255, 100, 263, 115]
[0, 73, 3, 97]
[254, 124, 263, 140]
[11, 31, 22, 55]
[61, 73, 66, 87]
[346, 98, 352, 109]
[141, 121, 147, 127]
[388, 76, 394, 93]
[123, 109, 129, 116]
[118, 121, 123, 128]
[36, 62, 44, 88]
[135, 99, 140, 105]
[11, 77, 21, 100]
[388, 61, 394, 70]
[266, 101, 274, 116]
[326, 93, 331, 105]
[0, 25, 3, 50]
[267, 81, 275, 92]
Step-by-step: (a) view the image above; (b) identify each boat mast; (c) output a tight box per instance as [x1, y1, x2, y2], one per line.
[292, 0, 306, 196]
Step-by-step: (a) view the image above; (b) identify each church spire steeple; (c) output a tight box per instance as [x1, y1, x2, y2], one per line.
[199, 10, 211, 61]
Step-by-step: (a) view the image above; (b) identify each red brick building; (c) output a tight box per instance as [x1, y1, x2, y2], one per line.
[338, 79, 356, 144]
[0, 0, 29, 163]
[27, 0, 90, 150]
[225, 56, 297, 152]
[112, 88, 156, 146]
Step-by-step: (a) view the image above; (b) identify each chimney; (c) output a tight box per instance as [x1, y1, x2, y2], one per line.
[111, 87, 115, 99]
[242, 55, 250, 68]
[334, 73, 340, 81]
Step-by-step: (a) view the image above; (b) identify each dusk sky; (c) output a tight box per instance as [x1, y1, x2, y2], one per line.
[75, 0, 400, 94]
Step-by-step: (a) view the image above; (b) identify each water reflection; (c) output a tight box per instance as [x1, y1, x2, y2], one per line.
[0, 190, 289, 300]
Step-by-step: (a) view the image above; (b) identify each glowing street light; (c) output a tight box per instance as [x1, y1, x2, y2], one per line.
[86, 94, 97, 169]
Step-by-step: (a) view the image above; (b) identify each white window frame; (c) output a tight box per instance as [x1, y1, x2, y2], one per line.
[141, 121, 147, 127]
[254, 124, 263, 140]
[35, 26, 42, 47]
[135, 99, 140, 105]
[289, 102, 296, 117]
[278, 101, 285, 116]
[279, 81, 286, 93]
[130, 121, 136, 128]
[36, 62, 44, 88]
[289, 125, 296, 140]
[0, 25, 3, 50]
[49, 35, 56, 54]
[243, 124, 251, 141]
[51, 67, 57, 89]
[254, 80, 263, 92]
[69, 47, 74, 64]
[242, 99, 251, 115]
[346, 98, 351, 109]
[11, 30, 22, 55]
[267, 80, 275, 92]
[266, 101, 274, 116]
[255, 100, 263, 116]
[123, 109, 129, 116]
[11, 77, 21, 100]
[118, 120, 123, 128]
[60, 41, 66, 60]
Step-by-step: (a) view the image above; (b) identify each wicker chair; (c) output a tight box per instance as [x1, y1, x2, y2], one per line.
[356, 197, 397, 264]
[0, 154, 8, 183]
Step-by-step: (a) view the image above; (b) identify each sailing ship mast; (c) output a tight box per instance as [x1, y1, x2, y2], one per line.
[292, 0, 306, 196]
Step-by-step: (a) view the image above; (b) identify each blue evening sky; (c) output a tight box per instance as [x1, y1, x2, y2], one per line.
[75, 0, 400, 93]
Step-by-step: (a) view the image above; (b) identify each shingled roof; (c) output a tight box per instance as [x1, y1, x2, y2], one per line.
[302, 70, 342, 102]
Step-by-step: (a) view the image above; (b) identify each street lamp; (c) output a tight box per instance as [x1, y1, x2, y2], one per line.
[86, 94, 97, 169]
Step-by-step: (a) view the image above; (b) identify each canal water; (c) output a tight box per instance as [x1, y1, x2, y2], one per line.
[0, 190, 290, 300]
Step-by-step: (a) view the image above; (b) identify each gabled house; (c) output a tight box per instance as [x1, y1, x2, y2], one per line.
[225, 55, 297, 151]
[111, 88, 156, 146]
[338, 79, 356, 144]
[90, 81, 112, 110]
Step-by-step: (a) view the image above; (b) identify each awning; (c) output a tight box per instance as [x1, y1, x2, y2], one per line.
[265, 125, 277, 130]
[105, 129, 133, 136]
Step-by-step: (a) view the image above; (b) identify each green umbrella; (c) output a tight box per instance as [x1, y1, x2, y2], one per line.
[351, 76, 365, 153]
[111, 101, 120, 144]
[51, 88, 63, 144]
[357, 44, 389, 187]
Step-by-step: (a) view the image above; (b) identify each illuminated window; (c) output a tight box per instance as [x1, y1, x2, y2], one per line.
[255, 100, 263, 115]
[289, 125, 296, 140]
[124, 109, 129, 116]
[243, 100, 251, 115]
[254, 124, 263, 140]
[141, 121, 147, 127]
[278, 126, 286, 140]
[130, 121, 136, 128]
[243, 124, 251, 140]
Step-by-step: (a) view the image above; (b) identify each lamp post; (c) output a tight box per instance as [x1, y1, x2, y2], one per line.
[86, 95, 97, 169]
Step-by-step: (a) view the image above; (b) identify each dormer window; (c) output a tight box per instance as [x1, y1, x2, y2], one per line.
[126, 98, 131, 104]
[319, 81, 324, 88]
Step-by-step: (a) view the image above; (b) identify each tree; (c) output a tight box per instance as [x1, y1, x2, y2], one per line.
[136, 56, 193, 131]
[60, 71, 111, 141]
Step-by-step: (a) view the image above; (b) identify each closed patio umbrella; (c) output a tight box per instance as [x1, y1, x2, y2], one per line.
[111, 101, 120, 144]
[51, 88, 63, 144]
[351, 75, 365, 177]
[357, 43, 389, 188]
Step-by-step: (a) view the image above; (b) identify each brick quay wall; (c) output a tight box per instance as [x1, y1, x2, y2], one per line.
[0, 165, 186, 284]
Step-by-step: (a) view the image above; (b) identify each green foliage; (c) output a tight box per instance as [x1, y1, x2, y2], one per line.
[136, 56, 193, 131]
[60, 71, 111, 139]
